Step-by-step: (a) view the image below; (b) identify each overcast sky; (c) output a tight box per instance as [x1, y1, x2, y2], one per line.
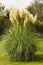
[0, 0, 34, 9]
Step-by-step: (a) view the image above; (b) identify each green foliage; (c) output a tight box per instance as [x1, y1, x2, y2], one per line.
[38, 14, 43, 21]
[5, 9, 10, 19]
[0, 16, 11, 35]
[0, 3, 5, 12]
[27, 1, 43, 33]
[27, 0, 43, 21]
[34, 20, 43, 33]
[5, 19, 37, 61]
[0, 3, 11, 35]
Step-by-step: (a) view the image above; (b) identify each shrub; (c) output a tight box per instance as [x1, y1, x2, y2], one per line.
[5, 8, 37, 61]
[0, 16, 11, 35]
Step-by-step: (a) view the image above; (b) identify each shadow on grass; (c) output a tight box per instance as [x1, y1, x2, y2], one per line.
[33, 54, 43, 62]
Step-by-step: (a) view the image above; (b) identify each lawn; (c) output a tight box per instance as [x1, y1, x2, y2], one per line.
[0, 38, 43, 65]
[0, 61, 43, 65]
[36, 38, 43, 54]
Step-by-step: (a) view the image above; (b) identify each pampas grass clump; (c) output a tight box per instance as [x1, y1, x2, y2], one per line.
[5, 8, 37, 61]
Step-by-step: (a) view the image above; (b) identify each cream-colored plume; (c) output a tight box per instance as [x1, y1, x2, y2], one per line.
[9, 8, 37, 26]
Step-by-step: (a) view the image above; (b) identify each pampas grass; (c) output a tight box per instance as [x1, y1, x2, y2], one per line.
[9, 8, 37, 26]
[4, 8, 37, 61]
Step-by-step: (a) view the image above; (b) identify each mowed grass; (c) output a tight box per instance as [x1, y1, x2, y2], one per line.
[0, 61, 43, 65]
[36, 38, 43, 54]
[0, 37, 43, 65]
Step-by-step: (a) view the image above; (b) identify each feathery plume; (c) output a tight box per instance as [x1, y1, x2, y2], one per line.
[9, 8, 37, 26]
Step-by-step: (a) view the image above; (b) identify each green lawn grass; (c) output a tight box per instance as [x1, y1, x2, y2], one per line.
[0, 61, 43, 65]
[0, 37, 43, 65]
[36, 38, 43, 54]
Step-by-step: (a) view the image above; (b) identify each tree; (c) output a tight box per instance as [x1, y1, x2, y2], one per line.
[35, 0, 43, 3]
[5, 9, 10, 18]
[27, 0, 43, 20]
[27, 0, 43, 33]
[0, 3, 5, 16]
[0, 3, 11, 35]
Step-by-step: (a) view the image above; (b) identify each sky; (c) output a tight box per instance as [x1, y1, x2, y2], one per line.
[0, 0, 34, 9]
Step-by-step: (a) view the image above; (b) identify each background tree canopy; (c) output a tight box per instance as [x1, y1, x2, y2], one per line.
[27, 0, 43, 21]
[27, 0, 43, 33]
[0, 3, 11, 35]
